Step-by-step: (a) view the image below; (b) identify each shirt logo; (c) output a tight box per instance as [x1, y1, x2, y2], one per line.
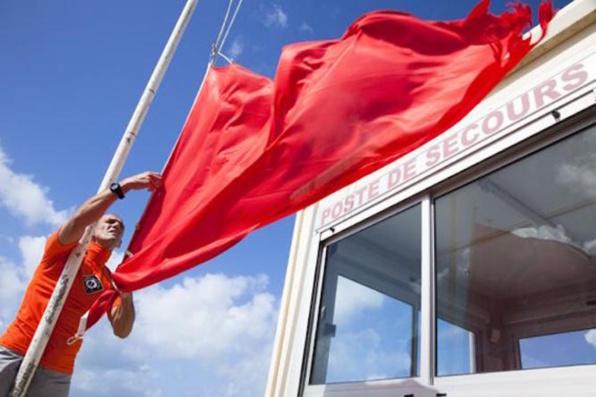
[83, 275, 104, 294]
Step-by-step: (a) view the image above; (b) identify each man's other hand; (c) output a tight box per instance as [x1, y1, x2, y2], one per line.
[121, 172, 162, 193]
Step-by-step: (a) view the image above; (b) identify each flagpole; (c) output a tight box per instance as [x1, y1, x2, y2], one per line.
[9, 0, 200, 395]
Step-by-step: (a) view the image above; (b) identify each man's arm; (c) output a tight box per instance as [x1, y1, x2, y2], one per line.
[59, 172, 161, 245]
[109, 292, 135, 338]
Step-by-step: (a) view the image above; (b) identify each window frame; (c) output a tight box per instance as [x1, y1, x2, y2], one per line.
[303, 198, 425, 389]
[299, 95, 596, 396]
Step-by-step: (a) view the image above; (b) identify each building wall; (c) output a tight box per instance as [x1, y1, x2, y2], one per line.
[267, 2, 596, 396]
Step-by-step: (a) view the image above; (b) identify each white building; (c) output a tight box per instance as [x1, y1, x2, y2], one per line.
[266, 1, 596, 396]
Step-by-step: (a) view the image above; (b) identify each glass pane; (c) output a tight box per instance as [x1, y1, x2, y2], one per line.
[520, 329, 596, 369]
[435, 124, 596, 376]
[311, 205, 421, 384]
[437, 319, 474, 376]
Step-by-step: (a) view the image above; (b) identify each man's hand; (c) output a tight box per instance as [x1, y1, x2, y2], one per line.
[109, 291, 135, 338]
[120, 171, 162, 193]
[58, 171, 163, 245]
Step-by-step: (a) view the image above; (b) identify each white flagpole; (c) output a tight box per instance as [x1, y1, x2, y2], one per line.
[9, 0, 199, 395]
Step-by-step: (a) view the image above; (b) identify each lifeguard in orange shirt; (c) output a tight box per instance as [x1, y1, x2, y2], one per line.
[0, 171, 161, 397]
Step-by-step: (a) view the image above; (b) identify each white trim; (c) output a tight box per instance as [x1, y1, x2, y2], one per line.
[419, 195, 435, 385]
[434, 365, 596, 397]
[302, 378, 436, 397]
[302, 244, 329, 387]
[279, 205, 324, 397]
[266, 211, 306, 397]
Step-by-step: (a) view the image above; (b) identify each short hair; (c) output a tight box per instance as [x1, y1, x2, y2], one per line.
[99, 213, 125, 230]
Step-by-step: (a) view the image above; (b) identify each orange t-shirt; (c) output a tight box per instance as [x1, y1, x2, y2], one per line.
[0, 232, 119, 374]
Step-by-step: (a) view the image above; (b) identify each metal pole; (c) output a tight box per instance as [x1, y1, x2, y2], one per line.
[10, 0, 199, 395]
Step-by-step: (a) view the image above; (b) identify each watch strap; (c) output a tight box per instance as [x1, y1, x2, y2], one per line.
[110, 182, 125, 199]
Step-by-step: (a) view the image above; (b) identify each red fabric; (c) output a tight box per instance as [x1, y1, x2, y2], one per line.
[87, 0, 554, 328]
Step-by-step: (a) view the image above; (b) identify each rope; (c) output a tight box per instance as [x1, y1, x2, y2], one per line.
[219, 0, 244, 53]
[217, 52, 234, 65]
[211, 0, 245, 65]
[212, 0, 233, 61]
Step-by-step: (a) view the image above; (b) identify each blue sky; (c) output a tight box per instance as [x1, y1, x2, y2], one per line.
[0, 0, 573, 396]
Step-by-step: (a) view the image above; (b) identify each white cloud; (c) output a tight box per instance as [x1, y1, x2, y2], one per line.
[214, 343, 274, 397]
[0, 237, 280, 396]
[584, 238, 596, 254]
[75, 364, 162, 397]
[18, 235, 47, 277]
[0, 145, 68, 227]
[227, 37, 244, 60]
[585, 329, 596, 348]
[556, 161, 596, 197]
[511, 224, 596, 255]
[298, 22, 313, 33]
[511, 224, 573, 245]
[264, 5, 288, 28]
[106, 249, 124, 271]
[71, 273, 279, 397]
[437, 248, 472, 284]
[72, 322, 164, 397]
[0, 256, 26, 322]
[132, 273, 277, 360]
[0, 237, 46, 333]
[0, 142, 279, 396]
[326, 328, 411, 382]
[333, 276, 383, 325]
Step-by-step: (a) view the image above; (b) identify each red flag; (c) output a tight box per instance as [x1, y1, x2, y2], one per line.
[124, 64, 274, 286]
[88, 0, 554, 328]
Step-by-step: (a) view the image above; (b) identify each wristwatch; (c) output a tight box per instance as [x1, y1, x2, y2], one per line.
[110, 182, 125, 199]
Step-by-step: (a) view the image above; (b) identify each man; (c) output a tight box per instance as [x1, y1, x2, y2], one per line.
[0, 171, 161, 397]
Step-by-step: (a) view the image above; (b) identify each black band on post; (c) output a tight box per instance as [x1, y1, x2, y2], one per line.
[110, 182, 125, 199]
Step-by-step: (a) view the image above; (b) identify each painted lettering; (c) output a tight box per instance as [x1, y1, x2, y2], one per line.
[321, 208, 331, 225]
[355, 186, 367, 206]
[534, 79, 561, 108]
[403, 159, 417, 181]
[562, 63, 588, 91]
[368, 180, 380, 199]
[461, 124, 479, 147]
[442, 134, 459, 159]
[344, 194, 355, 212]
[319, 61, 592, 228]
[425, 145, 441, 167]
[506, 93, 530, 121]
[388, 168, 402, 189]
[331, 202, 342, 219]
[482, 110, 504, 135]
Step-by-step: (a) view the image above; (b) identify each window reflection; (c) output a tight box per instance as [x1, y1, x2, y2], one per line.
[435, 125, 596, 375]
[520, 329, 596, 369]
[437, 319, 475, 376]
[311, 205, 421, 384]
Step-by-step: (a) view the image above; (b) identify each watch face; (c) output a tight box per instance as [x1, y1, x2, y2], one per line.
[110, 183, 124, 198]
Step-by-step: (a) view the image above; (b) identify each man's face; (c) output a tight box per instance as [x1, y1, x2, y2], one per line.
[93, 214, 125, 250]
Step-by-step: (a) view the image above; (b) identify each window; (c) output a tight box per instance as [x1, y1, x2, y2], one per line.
[310, 204, 421, 384]
[435, 124, 596, 375]
[437, 319, 475, 376]
[520, 329, 596, 369]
